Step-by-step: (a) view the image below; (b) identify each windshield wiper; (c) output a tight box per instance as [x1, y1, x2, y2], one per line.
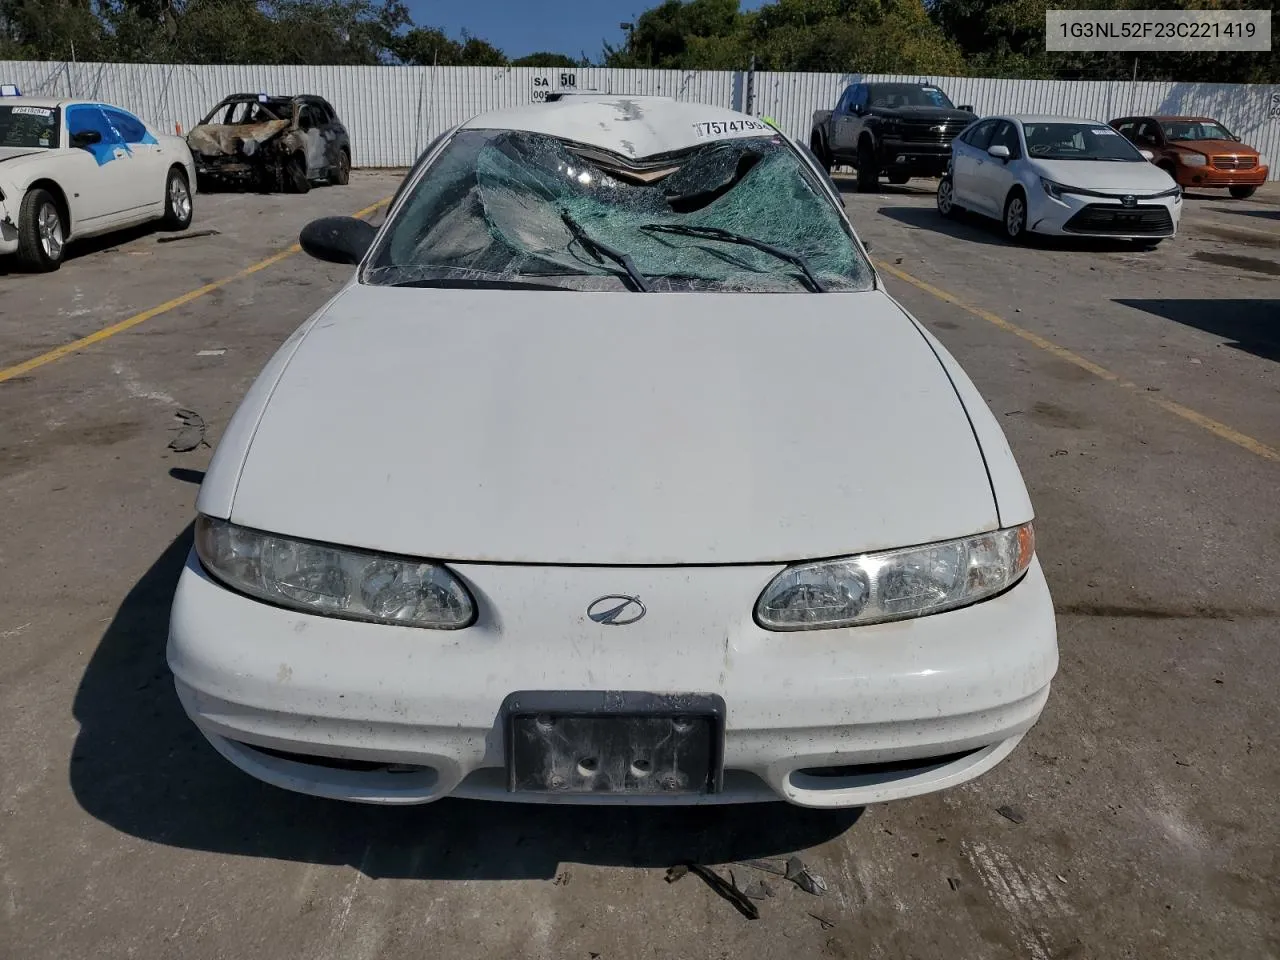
[561, 210, 651, 292]
[638, 223, 826, 292]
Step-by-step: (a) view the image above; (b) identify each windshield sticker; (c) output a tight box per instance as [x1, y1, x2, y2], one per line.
[1094, 128, 1119, 136]
[692, 119, 769, 138]
[11, 106, 53, 117]
[38, 135, 50, 146]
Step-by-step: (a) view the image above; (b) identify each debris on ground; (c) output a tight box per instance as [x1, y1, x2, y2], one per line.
[157, 229, 221, 244]
[947, 877, 962, 891]
[679, 864, 760, 920]
[996, 804, 1027, 825]
[1056, 874, 1068, 884]
[553, 869, 571, 886]
[169, 409, 210, 452]
[808, 911, 836, 930]
[785, 856, 828, 895]
[664, 865, 689, 883]
[739, 858, 788, 877]
[742, 878, 776, 900]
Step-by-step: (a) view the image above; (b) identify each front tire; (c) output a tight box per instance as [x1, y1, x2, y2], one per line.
[17, 188, 65, 272]
[1229, 185, 1257, 200]
[329, 148, 350, 186]
[937, 176, 958, 219]
[286, 153, 310, 194]
[1002, 189, 1028, 243]
[856, 139, 879, 193]
[810, 134, 832, 171]
[162, 167, 193, 230]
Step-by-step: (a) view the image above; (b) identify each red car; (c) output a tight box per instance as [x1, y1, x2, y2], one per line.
[1110, 115, 1269, 199]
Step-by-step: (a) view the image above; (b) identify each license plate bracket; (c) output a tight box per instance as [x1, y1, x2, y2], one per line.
[503, 691, 726, 796]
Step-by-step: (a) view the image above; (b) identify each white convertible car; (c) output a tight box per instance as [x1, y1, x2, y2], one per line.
[169, 96, 1058, 808]
[0, 88, 196, 270]
[938, 114, 1182, 244]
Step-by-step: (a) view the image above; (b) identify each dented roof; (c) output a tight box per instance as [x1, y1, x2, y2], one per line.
[461, 96, 775, 159]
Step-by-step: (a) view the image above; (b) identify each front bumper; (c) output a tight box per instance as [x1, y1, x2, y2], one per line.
[1175, 165, 1269, 188]
[168, 551, 1058, 808]
[0, 196, 18, 256]
[878, 140, 952, 175]
[1028, 187, 1181, 239]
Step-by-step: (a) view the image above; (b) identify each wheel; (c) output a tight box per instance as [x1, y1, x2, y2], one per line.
[937, 177, 958, 219]
[810, 135, 832, 171]
[888, 172, 910, 185]
[329, 148, 350, 186]
[161, 167, 193, 230]
[286, 153, 310, 194]
[1229, 185, 1257, 200]
[856, 139, 879, 192]
[1002, 189, 1028, 242]
[17, 188, 64, 271]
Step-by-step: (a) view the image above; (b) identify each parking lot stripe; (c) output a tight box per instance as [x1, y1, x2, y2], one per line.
[876, 259, 1280, 464]
[0, 197, 391, 385]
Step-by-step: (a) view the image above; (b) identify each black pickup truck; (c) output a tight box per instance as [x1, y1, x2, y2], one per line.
[810, 82, 976, 191]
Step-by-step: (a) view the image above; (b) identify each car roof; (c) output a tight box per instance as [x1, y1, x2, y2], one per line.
[0, 96, 69, 109]
[1150, 115, 1218, 122]
[460, 96, 776, 159]
[999, 114, 1108, 125]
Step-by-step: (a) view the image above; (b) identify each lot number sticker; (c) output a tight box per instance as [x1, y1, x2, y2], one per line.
[11, 106, 52, 117]
[692, 118, 769, 137]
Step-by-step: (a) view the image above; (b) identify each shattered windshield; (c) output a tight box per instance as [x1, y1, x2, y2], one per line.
[364, 128, 874, 293]
[0, 105, 59, 149]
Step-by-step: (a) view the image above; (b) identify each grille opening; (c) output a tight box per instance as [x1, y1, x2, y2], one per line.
[241, 742, 431, 774]
[1063, 203, 1174, 236]
[798, 748, 981, 779]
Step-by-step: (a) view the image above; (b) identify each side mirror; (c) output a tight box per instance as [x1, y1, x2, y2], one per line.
[987, 144, 1011, 161]
[959, 105, 975, 113]
[300, 216, 376, 265]
[1139, 149, 1155, 161]
[71, 130, 102, 148]
[851, 104, 863, 116]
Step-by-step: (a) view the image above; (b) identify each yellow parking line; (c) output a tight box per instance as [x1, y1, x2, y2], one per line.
[875, 259, 1280, 464]
[0, 197, 390, 385]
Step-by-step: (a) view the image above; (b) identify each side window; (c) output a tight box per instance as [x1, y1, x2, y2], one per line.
[1133, 120, 1158, 146]
[299, 104, 322, 131]
[964, 119, 998, 150]
[989, 121, 1022, 158]
[65, 104, 120, 145]
[1113, 120, 1135, 139]
[836, 87, 853, 114]
[102, 108, 150, 144]
[851, 85, 868, 112]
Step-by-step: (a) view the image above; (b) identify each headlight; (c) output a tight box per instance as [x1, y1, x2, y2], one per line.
[1150, 185, 1182, 200]
[195, 516, 476, 629]
[1179, 153, 1207, 167]
[755, 523, 1035, 631]
[1039, 177, 1068, 201]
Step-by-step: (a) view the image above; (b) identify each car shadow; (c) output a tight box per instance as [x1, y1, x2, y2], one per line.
[878, 205, 1160, 252]
[69, 522, 863, 880]
[0, 220, 200, 276]
[1114, 298, 1280, 363]
[1204, 205, 1280, 221]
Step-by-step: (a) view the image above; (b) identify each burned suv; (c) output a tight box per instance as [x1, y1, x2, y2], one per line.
[187, 94, 350, 193]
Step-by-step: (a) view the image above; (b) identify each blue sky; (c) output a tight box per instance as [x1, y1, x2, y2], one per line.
[403, 1, 765, 60]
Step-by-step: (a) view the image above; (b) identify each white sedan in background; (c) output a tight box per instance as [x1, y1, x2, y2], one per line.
[938, 113, 1182, 245]
[0, 88, 195, 270]
[169, 95, 1057, 809]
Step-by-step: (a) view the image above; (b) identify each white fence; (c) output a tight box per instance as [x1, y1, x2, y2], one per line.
[4, 60, 1277, 178]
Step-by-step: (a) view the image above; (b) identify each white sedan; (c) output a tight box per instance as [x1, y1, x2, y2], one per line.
[0, 90, 195, 270]
[169, 96, 1058, 808]
[937, 113, 1182, 244]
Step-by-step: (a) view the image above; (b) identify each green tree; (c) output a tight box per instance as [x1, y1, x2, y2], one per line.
[511, 51, 581, 66]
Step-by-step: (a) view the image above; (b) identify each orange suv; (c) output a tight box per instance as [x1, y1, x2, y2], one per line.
[1110, 115, 1269, 199]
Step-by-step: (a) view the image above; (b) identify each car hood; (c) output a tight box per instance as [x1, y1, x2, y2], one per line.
[875, 106, 974, 124]
[187, 120, 289, 157]
[0, 146, 46, 165]
[1030, 158, 1176, 193]
[1169, 139, 1255, 156]
[225, 287, 999, 565]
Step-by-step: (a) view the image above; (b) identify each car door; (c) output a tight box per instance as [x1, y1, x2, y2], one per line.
[831, 85, 863, 159]
[296, 103, 328, 179]
[952, 118, 998, 212]
[1132, 119, 1162, 159]
[62, 103, 137, 230]
[978, 120, 1023, 209]
[101, 106, 167, 217]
